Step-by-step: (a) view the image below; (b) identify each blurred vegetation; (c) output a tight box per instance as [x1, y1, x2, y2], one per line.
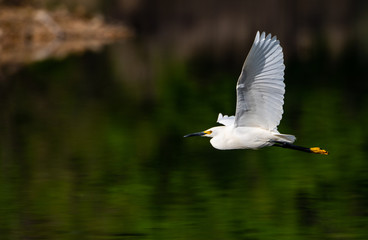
[0, 40, 368, 239]
[1, 0, 368, 240]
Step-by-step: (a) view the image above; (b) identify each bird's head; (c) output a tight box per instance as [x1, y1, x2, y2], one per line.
[184, 127, 221, 138]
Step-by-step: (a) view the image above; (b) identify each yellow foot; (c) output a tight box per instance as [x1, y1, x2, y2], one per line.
[310, 147, 328, 155]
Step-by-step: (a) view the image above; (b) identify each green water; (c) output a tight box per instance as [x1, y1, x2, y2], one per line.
[0, 40, 368, 240]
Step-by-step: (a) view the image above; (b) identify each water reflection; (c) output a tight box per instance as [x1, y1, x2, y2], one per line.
[1, 35, 368, 239]
[0, 6, 130, 78]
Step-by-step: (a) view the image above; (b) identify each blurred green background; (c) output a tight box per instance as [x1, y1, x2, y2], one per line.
[1, 0, 368, 239]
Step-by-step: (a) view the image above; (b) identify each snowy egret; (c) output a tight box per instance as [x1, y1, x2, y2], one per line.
[184, 31, 328, 155]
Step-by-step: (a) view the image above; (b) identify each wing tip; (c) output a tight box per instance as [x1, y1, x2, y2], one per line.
[260, 32, 266, 41]
[255, 31, 260, 42]
[254, 31, 279, 43]
[217, 113, 223, 121]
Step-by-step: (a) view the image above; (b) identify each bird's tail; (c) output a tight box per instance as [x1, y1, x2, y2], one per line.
[273, 133, 296, 143]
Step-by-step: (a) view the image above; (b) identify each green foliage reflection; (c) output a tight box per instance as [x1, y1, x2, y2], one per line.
[0, 43, 368, 240]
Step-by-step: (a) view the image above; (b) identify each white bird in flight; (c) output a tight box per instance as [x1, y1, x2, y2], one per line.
[185, 31, 328, 155]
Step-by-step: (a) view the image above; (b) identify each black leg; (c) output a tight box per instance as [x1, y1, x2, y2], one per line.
[273, 141, 328, 155]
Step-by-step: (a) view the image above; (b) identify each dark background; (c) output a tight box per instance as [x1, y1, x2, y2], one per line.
[1, 0, 368, 239]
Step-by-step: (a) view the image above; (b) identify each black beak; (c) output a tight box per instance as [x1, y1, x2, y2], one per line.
[184, 132, 206, 137]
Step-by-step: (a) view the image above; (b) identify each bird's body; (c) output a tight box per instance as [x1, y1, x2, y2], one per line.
[185, 31, 328, 155]
[207, 114, 296, 150]
[208, 126, 286, 150]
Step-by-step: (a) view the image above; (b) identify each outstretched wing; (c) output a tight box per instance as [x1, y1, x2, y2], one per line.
[235, 31, 285, 131]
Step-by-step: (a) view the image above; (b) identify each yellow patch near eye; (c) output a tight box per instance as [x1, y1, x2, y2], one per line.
[204, 130, 212, 135]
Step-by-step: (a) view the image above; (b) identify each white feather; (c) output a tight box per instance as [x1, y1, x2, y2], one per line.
[216, 113, 235, 126]
[234, 31, 285, 131]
